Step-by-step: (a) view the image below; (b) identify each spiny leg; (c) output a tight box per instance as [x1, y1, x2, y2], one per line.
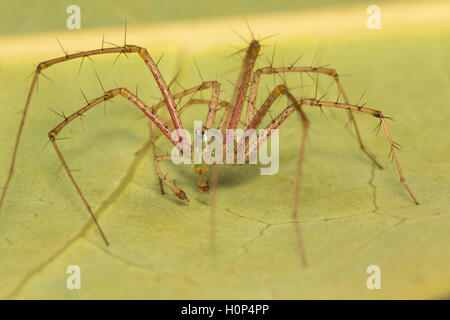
[379, 117, 418, 204]
[152, 155, 189, 202]
[153, 81, 221, 129]
[148, 121, 165, 195]
[1, 43, 184, 211]
[135, 98, 232, 197]
[178, 98, 233, 192]
[247, 66, 383, 169]
[134, 81, 223, 156]
[261, 106, 310, 266]
[176, 98, 233, 196]
[146, 115, 191, 200]
[262, 97, 419, 205]
[137, 82, 226, 194]
[297, 98, 419, 205]
[182, 98, 234, 192]
[240, 84, 309, 266]
[147, 80, 231, 194]
[134, 98, 232, 157]
[205, 40, 261, 249]
[50, 137, 109, 245]
[242, 84, 305, 161]
[226, 40, 261, 132]
[178, 98, 233, 136]
[47, 87, 182, 245]
[139, 119, 188, 201]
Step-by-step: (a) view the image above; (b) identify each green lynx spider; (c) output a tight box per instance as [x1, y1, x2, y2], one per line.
[0, 32, 419, 257]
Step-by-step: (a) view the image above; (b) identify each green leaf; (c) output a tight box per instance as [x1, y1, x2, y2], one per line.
[0, 1, 449, 299]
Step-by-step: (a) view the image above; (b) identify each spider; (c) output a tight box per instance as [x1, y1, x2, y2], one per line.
[0, 32, 419, 252]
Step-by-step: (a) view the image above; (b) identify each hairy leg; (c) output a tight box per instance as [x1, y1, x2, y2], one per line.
[47, 87, 181, 245]
[1, 43, 185, 210]
[298, 97, 418, 205]
[228, 84, 309, 265]
[247, 66, 383, 168]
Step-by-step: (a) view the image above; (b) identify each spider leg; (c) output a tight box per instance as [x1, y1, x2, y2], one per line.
[297, 98, 419, 205]
[247, 66, 383, 169]
[145, 120, 190, 201]
[1, 44, 184, 210]
[180, 99, 232, 193]
[258, 95, 419, 205]
[148, 121, 165, 195]
[242, 84, 307, 161]
[152, 156, 189, 202]
[239, 84, 309, 265]
[134, 82, 223, 155]
[270, 106, 309, 267]
[148, 136, 209, 198]
[47, 87, 183, 245]
[135, 83, 231, 196]
[135, 99, 232, 156]
[153, 81, 221, 129]
[136, 99, 232, 195]
[255, 96, 419, 205]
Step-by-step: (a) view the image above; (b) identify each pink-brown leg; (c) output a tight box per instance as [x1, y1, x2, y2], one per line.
[1, 44, 185, 211]
[247, 66, 383, 169]
[299, 98, 418, 205]
[47, 88, 185, 245]
[232, 84, 309, 265]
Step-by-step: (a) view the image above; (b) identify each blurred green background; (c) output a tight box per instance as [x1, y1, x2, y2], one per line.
[2, 0, 392, 35]
[0, 0, 449, 299]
